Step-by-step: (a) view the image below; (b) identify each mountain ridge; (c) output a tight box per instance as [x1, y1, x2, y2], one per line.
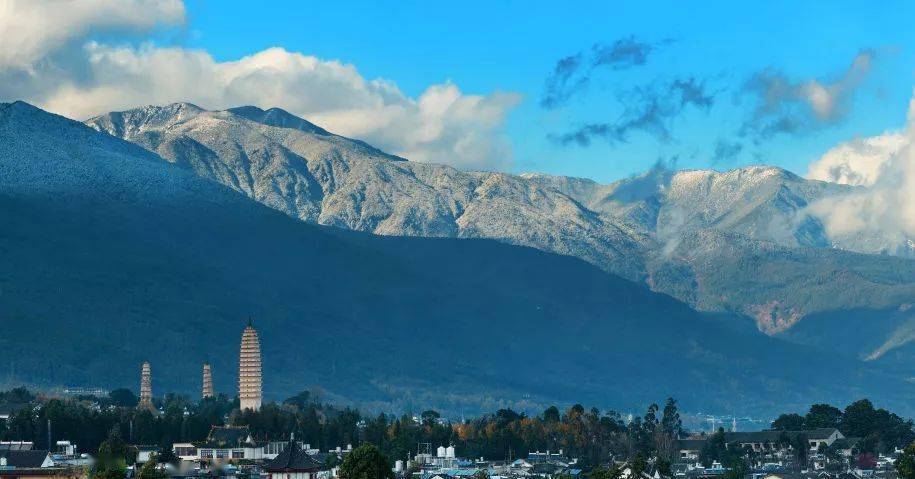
[6, 101, 908, 415]
[85, 103, 915, 354]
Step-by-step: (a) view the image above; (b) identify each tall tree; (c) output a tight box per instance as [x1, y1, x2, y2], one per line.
[897, 444, 915, 479]
[339, 444, 395, 479]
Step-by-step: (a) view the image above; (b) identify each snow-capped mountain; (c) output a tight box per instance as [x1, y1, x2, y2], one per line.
[10, 100, 905, 415]
[86, 103, 650, 281]
[86, 103, 915, 347]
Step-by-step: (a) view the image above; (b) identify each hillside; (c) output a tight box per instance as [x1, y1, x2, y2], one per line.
[86, 104, 915, 350]
[3, 101, 913, 415]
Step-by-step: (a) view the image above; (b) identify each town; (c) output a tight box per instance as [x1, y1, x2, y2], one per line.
[1, 324, 913, 479]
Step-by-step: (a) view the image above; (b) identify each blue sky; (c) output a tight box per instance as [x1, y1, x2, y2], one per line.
[174, 1, 915, 182]
[3, 1, 913, 183]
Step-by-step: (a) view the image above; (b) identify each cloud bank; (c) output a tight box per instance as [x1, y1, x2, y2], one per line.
[540, 36, 665, 109]
[0, 0, 520, 171]
[551, 77, 715, 146]
[806, 94, 915, 254]
[741, 50, 875, 141]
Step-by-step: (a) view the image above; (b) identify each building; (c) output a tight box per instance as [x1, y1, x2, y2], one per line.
[134, 446, 161, 464]
[676, 428, 845, 461]
[173, 426, 276, 463]
[202, 364, 214, 399]
[722, 428, 844, 452]
[0, 449, 84, 479]
[264, 440, 323, 479]
[0, 450, 53, 469]
[0, 444, 33, 452]
[172, 428, 350, 468]
[676, 439, 707, 461]
[239, 323, 262, 412]
[139, 362, 152, 409]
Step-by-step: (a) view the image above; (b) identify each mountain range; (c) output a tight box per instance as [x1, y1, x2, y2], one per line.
[2, 100, 915, 416]
[86, 104, 915, 350]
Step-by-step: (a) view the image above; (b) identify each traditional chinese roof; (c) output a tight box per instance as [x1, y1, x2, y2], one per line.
[265, 440, 322, 473]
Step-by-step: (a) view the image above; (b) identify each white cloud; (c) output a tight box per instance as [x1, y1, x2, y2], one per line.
[742, 50, 875, 139]
[0, 1, 521, 171]
[806, 94, 915, 253]
[0, 0, 185, 69]
[807, 130, 907, 186]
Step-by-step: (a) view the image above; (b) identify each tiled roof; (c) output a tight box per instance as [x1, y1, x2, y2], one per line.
[265, 441, 322, 473]
[0, 449, 50, 468]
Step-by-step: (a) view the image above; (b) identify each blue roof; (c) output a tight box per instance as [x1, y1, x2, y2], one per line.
[442, 468, 483, 477]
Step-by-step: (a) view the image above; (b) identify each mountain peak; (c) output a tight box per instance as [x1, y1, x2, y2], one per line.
[227, 105, 330, 135]
[673, 165, 800, 183]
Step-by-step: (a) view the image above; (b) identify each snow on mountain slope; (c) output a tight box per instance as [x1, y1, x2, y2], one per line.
[12, 101, 905, 415]
[86, 104, 915, 345]
[86, 104, 650, 281]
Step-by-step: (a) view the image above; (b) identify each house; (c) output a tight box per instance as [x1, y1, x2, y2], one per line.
[0, 449, 81, 479]
[134, 446, 160, 464]
[173, 426, 261, 463]
[722, 428, 844, 452]
[528, 451, 569, 464]
[264, 440, 323, 479]
[172, 426, 329, 464]
[833, 438, 862, 457]
[676, 440, 707, 461]
[0, 450, 54, 469]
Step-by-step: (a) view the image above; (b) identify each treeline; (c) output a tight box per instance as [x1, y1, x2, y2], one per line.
[771, 399, 915, 454]
[0, 388, 683, 467]
[2, 387, 913, 469]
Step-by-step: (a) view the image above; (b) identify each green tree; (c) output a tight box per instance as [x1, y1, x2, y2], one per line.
[420, 410, 441, 426]
[660, 398, 682, 437]
[588, 465, 620, 479]
[283, 391, 312, 409]
[543, 406, 561, 423]
[339, 444, 395, 479]
[805, 404, 843, 429]
[723, 458, 748, 479]
[92, 428, 129, 479]
[631, 454, 647, 477]
[771, 413, 805, 430]
[136, 458, 168, 479]
[897, 444, 915, 479]
[793, 433, 809, 470]
[108, 389, 138, 408]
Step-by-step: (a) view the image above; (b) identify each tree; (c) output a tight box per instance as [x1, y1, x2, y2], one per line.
[771, 413, 805, 431]
[631, 454, 647, 477]
[793, 433, 809, 470]
[543, 406, 561, 423]
[896, 444, 915, 479]
[108, 389, 138, 408]
[723, 459, 748, 479]
[420, 410, 441, 426]
[805, 404, 843, 429]
[92, 428, 129, 479]
[136, 458, 168, 479]
[283, 391, 312, 409]
[339, 444, 395, 479]
[324, 454, 341, 469]
[588, 465, 620, 479]
[660, 398, 682, 437]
